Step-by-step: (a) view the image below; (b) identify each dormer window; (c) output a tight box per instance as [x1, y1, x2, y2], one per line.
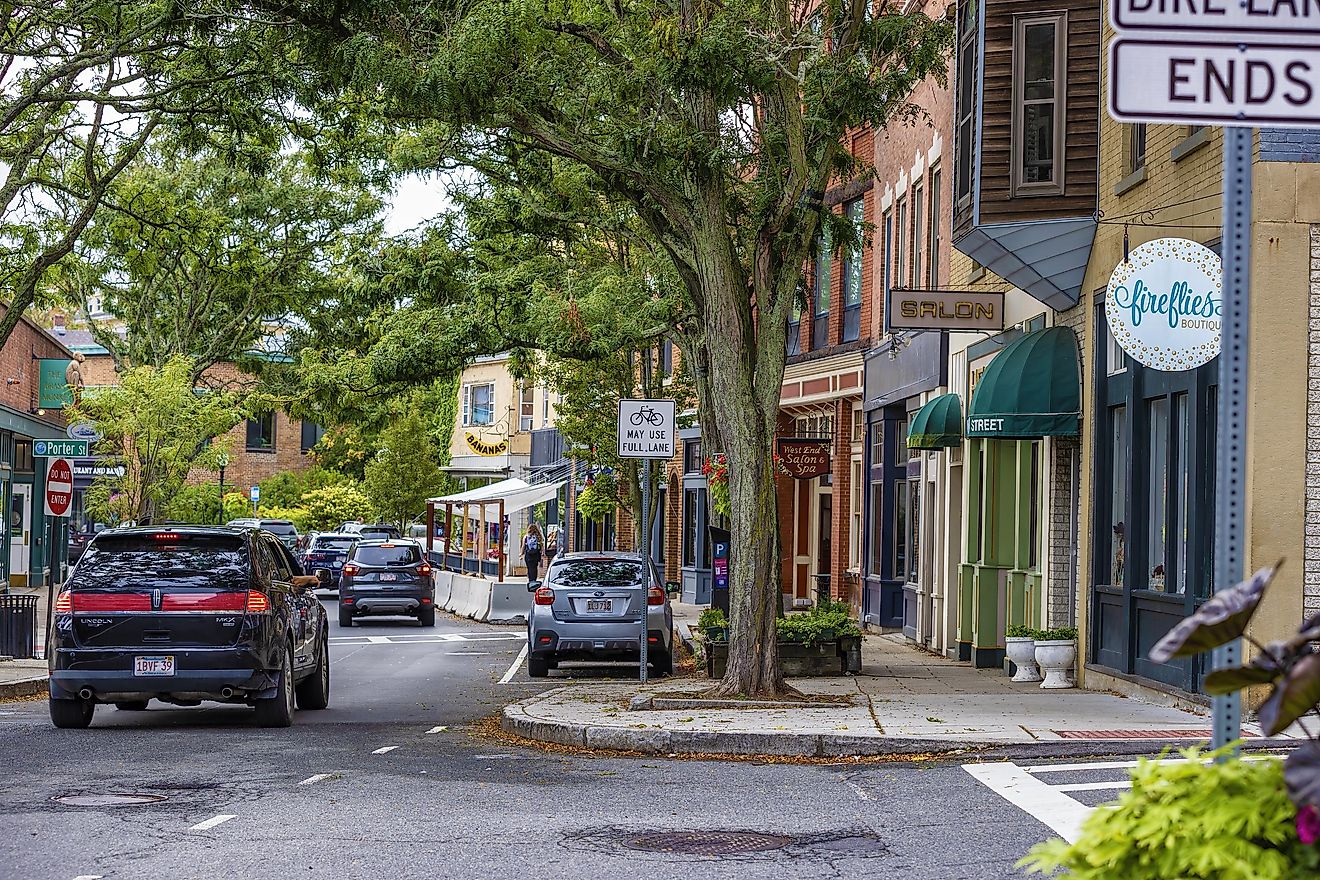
[1012, 14, 1067, 196]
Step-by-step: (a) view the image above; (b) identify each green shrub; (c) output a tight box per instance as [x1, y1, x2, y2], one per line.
[163, 484, 224, 524]
[697, 608, 727, 631]
[299, 484, 373, 531]
[1006, 624, 1037, 639]
[576, 472, 618, 522]
[1037, 626, 1078, 641]
[1020, 748, 1320, 880]
[776, 599, 861, 646]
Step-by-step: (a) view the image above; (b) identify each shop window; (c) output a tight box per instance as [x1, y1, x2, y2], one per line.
[955, 0, 978, 206]
[519, 384, 535, 433]
[893, 481, 908, 581]
[869, 481, 885, 577]
[1173, 393, 1190, 594]
[1012, 14, 1066, 195]
[813, 229, 832, 350]
[910, 181, 924, 289]
[927, 166, 942, 288]
[300, 421, 324, 453]
[13, 439, 33, 473]
[907, 480, 920, 587]
[1028, 441, 1041, 570]
[1147, 396, 1170, 591]
[682, 487, 707, 569]
[850, 459, 863, 570]
[246, 413, 275, 452]
[842, 198, 863, 342]
[683, 439, 702, 474]
[1106, 317, 1126, 374]
[1109, 405, 1128, 587]
[870, 422, 883, 469]
[852, 408, 865, 444]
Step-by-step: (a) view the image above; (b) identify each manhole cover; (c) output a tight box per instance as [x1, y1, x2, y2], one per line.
[623, 831, 795, 856]
[54, 793, 168, 807]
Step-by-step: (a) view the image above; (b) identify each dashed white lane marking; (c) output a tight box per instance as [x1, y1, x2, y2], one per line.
[72, 875, 103, 879]
[329, 632, 522, 645]
[426, 726, 448, 734]
[500, 643, 529, 684]
[963, 763, 1093, 843]
[189, 814, 237, 831]
[366, 636, 392, 644]
[372, 746, 399, 755]
[298, 774, 335, 786]
[445, 651, 490, 656]
[1053, 781, 1132, 792]
[1025, 754, 1279, 774]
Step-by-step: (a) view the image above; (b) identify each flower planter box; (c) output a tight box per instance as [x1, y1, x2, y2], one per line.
[705, 638, 856, 678]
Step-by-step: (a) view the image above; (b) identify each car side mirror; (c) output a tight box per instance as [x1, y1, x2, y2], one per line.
[315, 568, 332, 585]
[527, 580, 542, 592]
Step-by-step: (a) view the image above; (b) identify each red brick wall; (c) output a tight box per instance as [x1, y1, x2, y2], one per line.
[0, 305, 73, 431]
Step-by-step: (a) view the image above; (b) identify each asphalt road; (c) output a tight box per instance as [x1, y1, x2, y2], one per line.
[0, 604, 1095, 880]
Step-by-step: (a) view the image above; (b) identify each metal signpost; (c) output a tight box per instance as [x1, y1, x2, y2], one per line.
[617, 398, 676, 683]
[1105, 3, 1320, 751]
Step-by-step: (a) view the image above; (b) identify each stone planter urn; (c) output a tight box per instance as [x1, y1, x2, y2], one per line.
[1035, 640, 1077, 689]
[1005, 636, 1042, 683]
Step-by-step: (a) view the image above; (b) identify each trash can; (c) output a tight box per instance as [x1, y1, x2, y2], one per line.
[0, 595, 37, 659]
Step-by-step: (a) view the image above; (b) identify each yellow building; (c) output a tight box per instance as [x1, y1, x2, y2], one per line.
[446, 353, 557, 484]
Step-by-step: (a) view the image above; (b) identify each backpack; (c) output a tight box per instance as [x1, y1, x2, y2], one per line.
[525, 533, 541, 553]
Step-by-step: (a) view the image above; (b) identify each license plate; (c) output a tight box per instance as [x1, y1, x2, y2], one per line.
[134, 656, 174, 677]
[586, 599, 612, 613]
[380, 573, 397, 582]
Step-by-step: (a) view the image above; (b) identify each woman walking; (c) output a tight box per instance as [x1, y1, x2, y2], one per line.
[523, 522, 545, 583]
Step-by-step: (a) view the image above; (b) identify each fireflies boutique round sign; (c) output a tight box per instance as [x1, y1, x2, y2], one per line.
[1105, 237, 1222, 372]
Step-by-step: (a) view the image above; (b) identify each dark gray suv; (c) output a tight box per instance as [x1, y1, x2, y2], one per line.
[338, 540, 435, 628]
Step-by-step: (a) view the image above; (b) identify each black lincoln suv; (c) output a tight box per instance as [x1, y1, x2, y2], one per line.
[47, 526, 330, 729]
[338, 540, 435, 627]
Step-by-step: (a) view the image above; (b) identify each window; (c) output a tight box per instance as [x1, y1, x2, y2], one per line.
[542, 386, 551, 427]
[1147, 397, 1170, 591]
[1110, 406, 1128, 588]
[1173, 393, 1190, 595]
[1012, 15, 1065, 194]
[661, 341, 673, 377]
[869, 482, 885, 577]
[894, 198, 906, 290]
[519, 384, 534, 432]
[1028, 441, 1041, 570]
[1106, 317, 1126, 375]
[246, 412, 275, 452]
[906, 480, 920, 586]
[813, 228, 832, 349]
[893, 481, 908, 581]
[870, 421, 883, 469]
[927, 167, 942, 288]
[910, 181, 924, 288]
[13, 439, 32, 472]
[852, 408, 865, 443]
[954, 0, 979, 204]
[787, 288, 803, 356]
[1126, 124, 1147, 175]
[850, 459, 863, 570]
[462, 383, 495, 426]
[683, 439, 702, 473]
[842, 198, 863, 342]
[300, 421, 324, 453]
[682, 488, 706, 569]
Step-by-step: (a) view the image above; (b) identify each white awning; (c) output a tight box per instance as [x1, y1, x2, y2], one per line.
[429, 478, 529, 505]
[428, 479, 565, 520]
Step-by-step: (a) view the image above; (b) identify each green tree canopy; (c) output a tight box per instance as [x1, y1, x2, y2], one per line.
[362, 413, 445, 528]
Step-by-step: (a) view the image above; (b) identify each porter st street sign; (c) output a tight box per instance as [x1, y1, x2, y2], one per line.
[33, 439, 88, 457]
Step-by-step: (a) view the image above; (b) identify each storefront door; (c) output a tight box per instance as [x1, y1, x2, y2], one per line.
[9, 484, 30, 586]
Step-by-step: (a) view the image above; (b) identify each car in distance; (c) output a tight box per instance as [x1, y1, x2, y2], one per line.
[341, 522, 403, 542]
[525, 552, 673, 678]
[47, 526, 330, 729]
[301, 532, 358, 595]
[338, 539, 435, 628]
[226, 518, 301, 551]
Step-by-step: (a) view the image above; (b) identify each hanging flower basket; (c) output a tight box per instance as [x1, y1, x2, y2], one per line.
[701, 454, 730, 518]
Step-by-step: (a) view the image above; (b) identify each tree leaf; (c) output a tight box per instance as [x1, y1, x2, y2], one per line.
[1286, 741, 1320, 808]
[1259, 653, 1320, 737]
[1148, 562, 1281, 663]
[1203, 664, 1282, 695]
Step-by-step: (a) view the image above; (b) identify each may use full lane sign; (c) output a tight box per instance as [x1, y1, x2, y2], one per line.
[617, 399, 676, 459]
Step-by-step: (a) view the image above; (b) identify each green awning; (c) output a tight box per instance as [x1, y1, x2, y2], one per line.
[966, 327, 1080, 439]
[908, 393, 962, 449]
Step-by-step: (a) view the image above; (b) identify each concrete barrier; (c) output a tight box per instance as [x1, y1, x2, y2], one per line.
[432, 570, 454, 610]
[487, 581, 533, 625]
[447, 573, 492, 622]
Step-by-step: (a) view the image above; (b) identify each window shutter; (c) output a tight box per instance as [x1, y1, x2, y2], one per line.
[462, 385, 471, 426]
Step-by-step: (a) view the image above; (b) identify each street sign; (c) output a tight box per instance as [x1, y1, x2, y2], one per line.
[33, 439, 88, 457]
[1112, 0, 1320, 36]
[250, 485, 260, 503]
[617, 399, 676, 459]
[44, 458, 72, 517]
[1110, 38, 1320, 127]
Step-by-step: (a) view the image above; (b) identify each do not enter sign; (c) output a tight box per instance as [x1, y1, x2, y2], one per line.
[45, 457, 73, 517]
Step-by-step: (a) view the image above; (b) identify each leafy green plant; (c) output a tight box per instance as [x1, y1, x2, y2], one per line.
[1037, 627, 1078, 642]
[776, 600, 861, 647]
[1006, 625, 1037, 639]
[298, 484, 373, 531]
[1021, 747, 1320, 880]
[698, 608, 727, 631]
[576, 472, 619, 522]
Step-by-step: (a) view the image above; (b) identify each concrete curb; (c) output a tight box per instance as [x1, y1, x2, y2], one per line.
[500, 692, 1301, 761]
[0, 675, 47, 700]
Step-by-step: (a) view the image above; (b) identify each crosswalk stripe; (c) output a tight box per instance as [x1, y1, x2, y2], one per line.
[962, 763, 1093, 843]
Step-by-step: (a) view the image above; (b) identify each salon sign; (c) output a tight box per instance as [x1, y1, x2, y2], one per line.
[1105, 237, 1222, 372]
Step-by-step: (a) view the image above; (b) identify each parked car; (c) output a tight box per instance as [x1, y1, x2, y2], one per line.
[341, 522, 403, 542]
[67, 522, 106, 565]
[301, 532, 358, 595]
[525, 552, 673, 678]
[226, 518, 300, 550]
[338, 539, 434, 628]
[47, 525, 330, 729]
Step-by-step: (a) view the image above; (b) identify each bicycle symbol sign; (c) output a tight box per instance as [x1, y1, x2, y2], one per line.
[618, 399, 676, 459]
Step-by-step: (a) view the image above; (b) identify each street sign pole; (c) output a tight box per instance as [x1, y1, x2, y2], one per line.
[1212, 125, 1252, 753]
[639, 459, 650, 684]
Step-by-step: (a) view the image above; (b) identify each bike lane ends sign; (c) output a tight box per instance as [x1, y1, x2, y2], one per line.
[618, 399, 676, 459]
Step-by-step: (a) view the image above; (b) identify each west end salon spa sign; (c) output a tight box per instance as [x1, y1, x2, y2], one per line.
[1105, 237, 1223, 372]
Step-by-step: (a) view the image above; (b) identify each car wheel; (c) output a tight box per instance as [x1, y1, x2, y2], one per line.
[527, 654, 550, 678]
[338, 607, 353, 628]
[114, 701, 149, 711]
[651, 650, 673, 677]
[418, 606, 436, 627]
[295, 633, 330, 711]
[50, 698, 95, 729]
[254, 648, 295, 728]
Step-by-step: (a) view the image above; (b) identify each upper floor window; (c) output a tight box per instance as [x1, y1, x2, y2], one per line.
[910, 181, 924, 288]
[542, 385, 551, 427]
[247, 412, 275, 452]
[787, 287, 803, 356]
[1125, 123, 1147, 176]
[519, 384, 534, 432]
[462, 383, 495, 426]
[928, 166, 943, 288]
[842, 198, 864, 342]
[813, 227, 832, 349]
[661, 341, 673, 377]
[1012, 14, 1066, 195]
[300, 421, 324, 454]
[683, 439, 702, 474]
[894, 197, 907, 290]
[954, 0, 979, 205]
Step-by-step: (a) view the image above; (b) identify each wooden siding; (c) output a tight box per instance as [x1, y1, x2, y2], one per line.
[955, 0, 1100, 237]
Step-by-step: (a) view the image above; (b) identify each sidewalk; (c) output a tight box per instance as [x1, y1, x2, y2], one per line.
[0, 658, 47, 699]
[502, 634, 1293, 759]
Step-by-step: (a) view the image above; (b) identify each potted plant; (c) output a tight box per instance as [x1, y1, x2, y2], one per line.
[1021, 561, 1320, 878]
[1005, 624, 1042, 683]
[703, 601, 862, 677]
[1034, 626, 1078, 689]
[697, 607, 728, 643]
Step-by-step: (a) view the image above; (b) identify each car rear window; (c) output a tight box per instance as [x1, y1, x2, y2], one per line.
[261, 522, 297, 536]
[353, 545, 421, 566]
[550, 560, 643, 587]
[312, 536, 356, 550]
[357, 529, 398, 541]
[71, 533, 249, 591]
